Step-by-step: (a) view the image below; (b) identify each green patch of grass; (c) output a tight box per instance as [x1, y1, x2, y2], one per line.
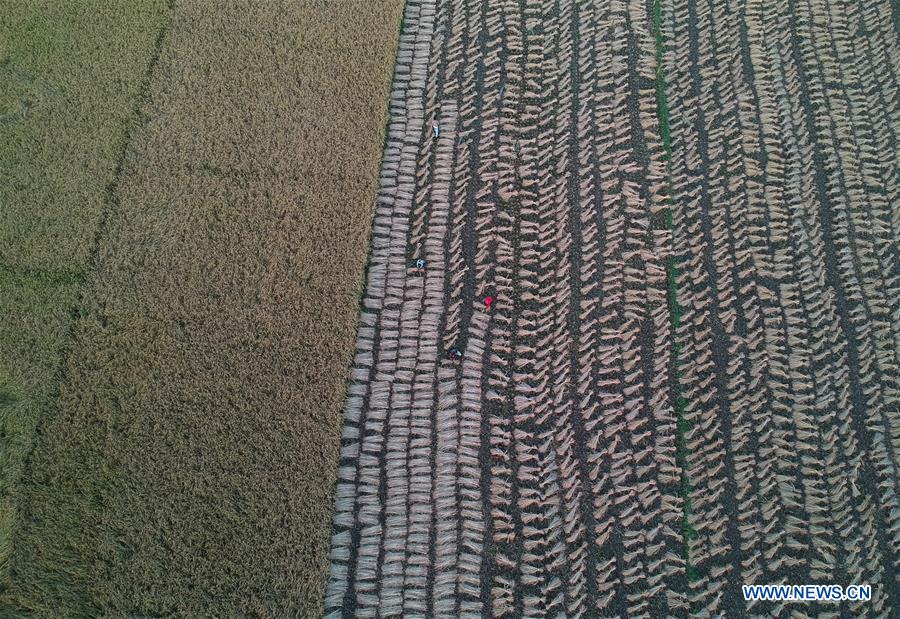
[0, 263, 84, 288]
[0, 391, 17, 409]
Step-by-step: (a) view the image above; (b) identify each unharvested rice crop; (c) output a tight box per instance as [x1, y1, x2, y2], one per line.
[326, 0, 899, 616]
[2, 0, 404, 616]
[0, 0, 170, 581]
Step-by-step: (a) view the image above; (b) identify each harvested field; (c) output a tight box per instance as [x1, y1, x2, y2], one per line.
[0, 0, 169, 579]
[327, 0, 899, 617]
[2, 0, 404, 615]
[328, 0, 684, 615]
[662, 0, 900, 614]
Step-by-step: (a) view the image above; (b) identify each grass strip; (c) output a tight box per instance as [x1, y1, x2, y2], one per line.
[652, 0, 699, 585]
